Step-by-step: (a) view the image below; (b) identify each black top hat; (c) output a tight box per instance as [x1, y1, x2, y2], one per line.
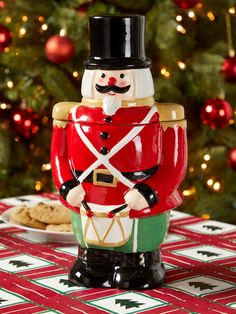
[84, 15, 151, 70]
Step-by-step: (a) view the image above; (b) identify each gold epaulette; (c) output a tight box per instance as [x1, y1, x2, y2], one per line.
[52, 102, 80, 128]
[156, 103, 187, 130]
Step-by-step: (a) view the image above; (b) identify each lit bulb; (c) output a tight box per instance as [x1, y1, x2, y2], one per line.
[41, 163, 51, 171]
[201, 163, 207, 169]
[204, 154, 211, 161]
[19, 27, 26, 37]
[176, 15, 183, 22]
[207, 179, 214, 186]
[201, 214, 210, 220]
[1, 103, 7, 109]
[183, 187, 196, 196]
[59, 28, 66, 36]
[188, 11, 196, 20]
[7, 81, 13, 88]
[176, 25, 187, 34]
[22, 16, 28, 22]
[160, 67, 170, 78]
[35, 180, 42, 191]
[73, 71, 79, 77]
[5, 16, 11, 23]
[229, 7, 235, 14]
[213, 182, 220, 191]
[41, 24, 48, 31]
[207, 12, 215, 21]
[189, 166, 194, 173]
[177, 61, 186, 70]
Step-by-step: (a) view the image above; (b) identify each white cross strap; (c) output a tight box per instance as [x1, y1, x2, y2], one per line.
[71, 106, 157, 188]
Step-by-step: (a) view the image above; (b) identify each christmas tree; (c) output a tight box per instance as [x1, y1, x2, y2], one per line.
[0, 0, 235, 223]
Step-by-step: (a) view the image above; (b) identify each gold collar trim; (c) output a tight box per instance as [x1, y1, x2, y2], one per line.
[81, 96, 155, 108]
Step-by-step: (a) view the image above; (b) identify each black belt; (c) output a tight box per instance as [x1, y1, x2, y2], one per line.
[74, 165, 159, 184]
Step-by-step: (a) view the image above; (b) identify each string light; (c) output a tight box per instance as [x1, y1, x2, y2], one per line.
[176, 25, 187, 34]
[183, 187, 196, 196]
[19, 27, 26, 37]
[188, 11, 196, 20]
[73, 71, 79, 77]
[229, 119, 234, 124]
[35, 180, 42, 191]
[201, 163, 207, 169]
[177, 61, 186, 70]
[160, 67, 170, 78]
[38, 16, 45, 22]
[41, 163, 51, 171]
[22, 16, 28, 22]
[189, 166, 194, 173]
[229, 7, 235, 14]
[207, 12, 215, 21]
[204, 154, 211, 161]
[201, 214, 210, 220]
[7, 81, 13, 88]
[59, 28, 66, 36]
[41, 24, 48, 31]
[0, 103, 11, 109]
[176, 15, 183, 22]
[4, 47, 10, 53]
[207, 178, 214, 186]
[213, 181, 221, 191]
[5, 16, 11, 23]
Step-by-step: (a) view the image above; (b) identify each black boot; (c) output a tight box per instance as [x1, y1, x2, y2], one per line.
[112, 249, 165, 290]
[69, 246, 114, 288]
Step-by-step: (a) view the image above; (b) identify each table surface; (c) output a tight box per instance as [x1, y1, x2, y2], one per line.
[0, 193, 235, 314]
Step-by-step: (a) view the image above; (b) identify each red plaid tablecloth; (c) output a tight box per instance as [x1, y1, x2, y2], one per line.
[0, 193, 235, 314]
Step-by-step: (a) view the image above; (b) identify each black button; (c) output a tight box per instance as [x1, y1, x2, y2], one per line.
[100, 131, 109, 139]
[104, 116, 112, 123]
[100, 147, 109, 155]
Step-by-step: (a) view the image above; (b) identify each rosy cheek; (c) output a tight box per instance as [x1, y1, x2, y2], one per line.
[98, 78, 104, 84]
[119, 80, 129, 87]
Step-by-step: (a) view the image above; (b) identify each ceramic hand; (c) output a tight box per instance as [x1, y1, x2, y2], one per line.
[124, 189, 149, 211]
[66, 184, 85, 207]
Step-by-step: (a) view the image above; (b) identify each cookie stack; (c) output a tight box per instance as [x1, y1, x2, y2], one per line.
[10, 203, 72, 232]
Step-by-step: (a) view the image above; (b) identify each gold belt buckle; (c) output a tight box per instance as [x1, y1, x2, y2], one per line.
[93, 169, 118, 187]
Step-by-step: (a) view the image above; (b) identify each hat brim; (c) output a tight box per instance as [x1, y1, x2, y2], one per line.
[84, 57, 151, 70]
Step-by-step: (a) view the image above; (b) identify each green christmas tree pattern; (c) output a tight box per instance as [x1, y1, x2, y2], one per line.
[115, 299, 145, 309]
[189, 281, 218, 291]
[9, 260, 32, 268]
[196, 251, 220, 257]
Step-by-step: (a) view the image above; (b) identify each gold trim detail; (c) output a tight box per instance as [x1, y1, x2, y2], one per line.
[93, 169, 118, 187]
[81, 96, 155, 108]
[161, 119, 187, 131]
[156, 103, 185, 121]
[53, 119, 68, 128]
[52, 102, 80, 120]
[81, 208, 131, 247]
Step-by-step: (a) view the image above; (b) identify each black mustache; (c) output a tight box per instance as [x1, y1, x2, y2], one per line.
[95, 84, 131, 94]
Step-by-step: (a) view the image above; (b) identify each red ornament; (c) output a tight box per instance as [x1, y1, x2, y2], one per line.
[45, 35, 75, 64]
[0, 24, 12, 52]
[200, 98, 233, 129]
[228, 147, 236, 171]
[11, 108, 40, 139]
[222, 56, 236, 83]
[174, 0, 200, 9]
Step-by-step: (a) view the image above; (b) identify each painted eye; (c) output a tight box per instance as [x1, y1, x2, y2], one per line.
[120, 73, 125, 78]
[101, 73, 105, 78]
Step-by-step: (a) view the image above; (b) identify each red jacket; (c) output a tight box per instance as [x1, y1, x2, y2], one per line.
[51, 103, 187, 218]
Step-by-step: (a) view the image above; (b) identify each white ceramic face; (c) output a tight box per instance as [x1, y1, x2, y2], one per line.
[93, 69, 134, 100]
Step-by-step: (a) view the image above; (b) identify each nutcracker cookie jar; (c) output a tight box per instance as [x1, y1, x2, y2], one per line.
[51, 15, 187, 289]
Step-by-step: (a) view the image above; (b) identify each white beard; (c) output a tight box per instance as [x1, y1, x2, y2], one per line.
[102, 95, 122, 116]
